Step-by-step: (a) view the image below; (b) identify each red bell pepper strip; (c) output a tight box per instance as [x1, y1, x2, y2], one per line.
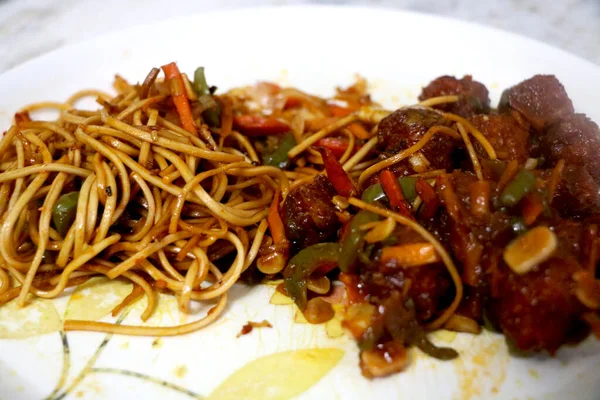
[379, 170, 414, 219]
[317, 147, 357, 197]
[161, 62, 197, 135]
[316, 137, 350, 159]
[415, 179, 439, 219]
[232, 115, 290, 136]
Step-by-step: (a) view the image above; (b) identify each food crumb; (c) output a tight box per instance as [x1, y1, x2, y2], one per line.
[152, 338, 163, 348]
[173, 365, 188, 379]
[236, 320, 272, 338]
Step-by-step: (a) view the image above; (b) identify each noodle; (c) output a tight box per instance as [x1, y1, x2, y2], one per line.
[0, 66, 517, 378]
[0, 68, 294, 338]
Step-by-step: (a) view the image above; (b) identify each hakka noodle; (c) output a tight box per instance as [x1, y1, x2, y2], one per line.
[1, 63, 599, 378]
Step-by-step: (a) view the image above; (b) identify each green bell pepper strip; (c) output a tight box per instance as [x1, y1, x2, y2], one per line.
[262, 132, 297, 169]
[193, 67, 210, 95]
[283, 242, 340, 310]
[52, 191, 79, 237]
[338, 211, 380, 273]
[500, 169, 536, 207]
[193, 67, 221, 127]
[416, 335, 459, 360]
[361, 177, 417, 204]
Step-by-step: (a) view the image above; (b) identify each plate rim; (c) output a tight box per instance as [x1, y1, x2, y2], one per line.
[1, 4, 599, 82]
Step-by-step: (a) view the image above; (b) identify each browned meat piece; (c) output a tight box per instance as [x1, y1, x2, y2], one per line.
[499, 75, 574, 130]
[375, 225, 452, 323]
[552, 165, 600, 218]
[281, 175, 340, 249]
[404, 265, 451, 323]
[470, 114, 530, 163]
[419, 75, 490, 117]
[540, 114, 600, 183]
[377, 108, 458, 170]
[488, 257, 585, 353]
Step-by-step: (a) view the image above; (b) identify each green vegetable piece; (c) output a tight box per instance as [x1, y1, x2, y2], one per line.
[52, 191, 79, 237]
[203, 105, 221, 128]
[501, 169, 536, 207]
[194, 68, 221, 127]
[193, 67, 210, 95]
[283, 242, 340, 310]
[361, 183, 386, 203]
[361, 177, 417, 203]
[263, 132, 297, 169]
[339, 211, 380, 273]
[416, 335, 459, 360]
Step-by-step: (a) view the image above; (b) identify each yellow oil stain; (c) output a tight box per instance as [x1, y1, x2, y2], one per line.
[65, 277, 132, 321]
[528, 368, 539, 379]
[207, 348, 344, 400]
[173, 365, 188, 379]
[119, 341, 129, 350]
[454, 334, 508, 400]
[0, 296, 61, 338]
[152, 338, 163, 349]
[270, 291, 293, 305]
[431, 329, 457, 344]
[76, 390, 84, 398]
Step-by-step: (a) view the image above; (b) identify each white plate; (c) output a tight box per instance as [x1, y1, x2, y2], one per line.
[1, 5, 600, 400]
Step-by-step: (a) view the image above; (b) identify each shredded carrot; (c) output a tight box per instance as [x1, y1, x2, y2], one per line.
[380, 170, 413, 219]
[380, 243, 441, 267]
[268, 190, 286, 244]
[329, 104, 355, 117]
[497, 159, 519, 191]
[161, 62, 197, 135]
[415, 179, 439, 219]
[521, 193, 544, 226]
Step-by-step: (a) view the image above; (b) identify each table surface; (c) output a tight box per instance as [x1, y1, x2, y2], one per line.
[0, 0, 598, 74]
